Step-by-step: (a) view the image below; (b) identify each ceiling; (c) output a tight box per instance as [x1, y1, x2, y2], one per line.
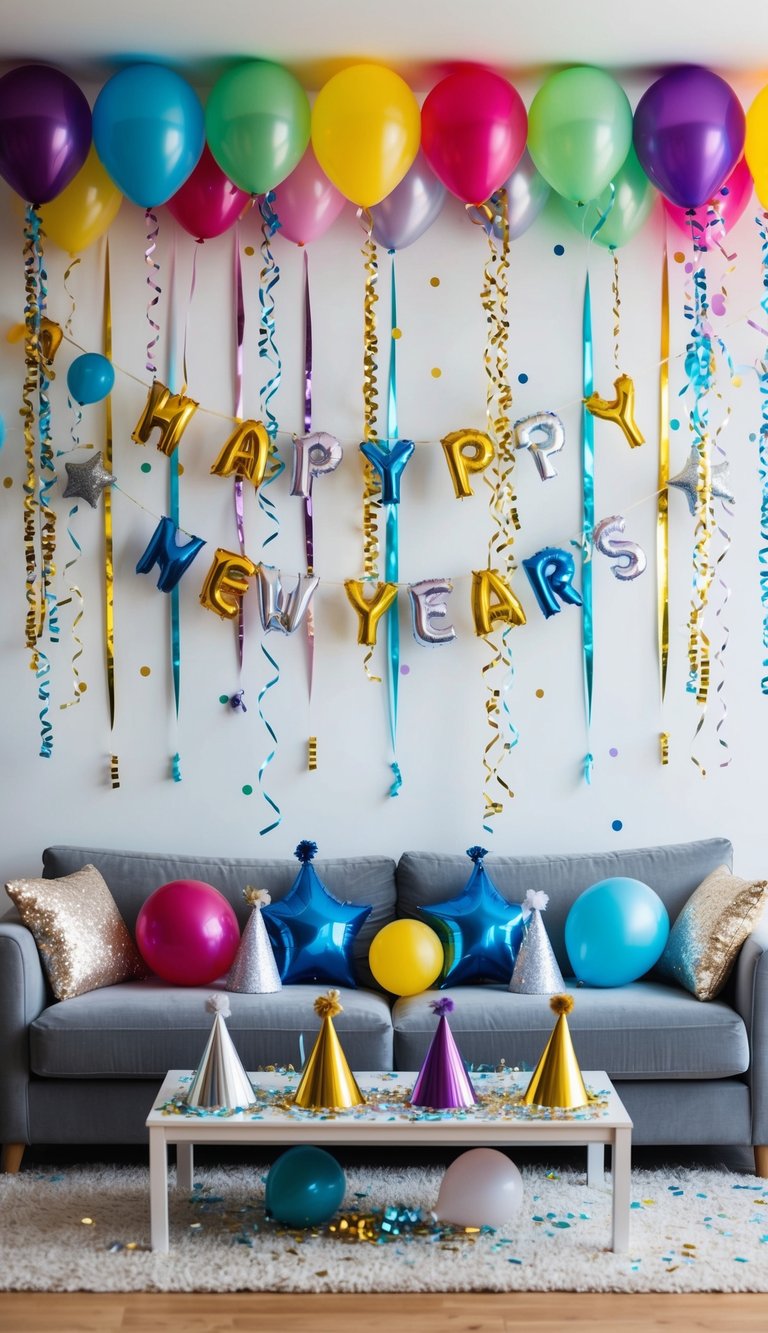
[2, 0, 768, 88]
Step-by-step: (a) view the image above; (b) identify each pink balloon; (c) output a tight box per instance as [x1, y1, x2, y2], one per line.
[136, 880, 240, 985]
[421, 68, 527, 205]
[663, 156, 753, 249]
[165, 144, 250, 241]
[272, 144, 346, 245]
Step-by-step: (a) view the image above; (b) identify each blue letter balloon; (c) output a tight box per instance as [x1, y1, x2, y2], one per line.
[565, 877, 670, 987]
[67, 353, 115, 406]
[265, 1145, 345, 1227]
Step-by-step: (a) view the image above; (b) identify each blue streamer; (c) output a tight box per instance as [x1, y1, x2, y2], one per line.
[257, 643, 281, 836]
[581, 274, 595, 747]
[34, 210, 59, 650]
[36, 649, 53, 759]
[167, 241, 183, 756]
[757, 213, 768, 694]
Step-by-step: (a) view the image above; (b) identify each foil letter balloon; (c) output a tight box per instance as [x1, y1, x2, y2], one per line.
[131, 381, 199, 457]
[408, 578, 456, 646]
[522, 547, 583, 619]
[211, 419, 270, 487]
[471, 569, 526, 636]
[136, 516, 206, 592]
[592, 515, 647, 581]
[441, 428, 494, 499]
[359, 438, 415, 505]
[255, 565, 319, 633]
[584, 374, 644, 449]
[344, 580, 398, 646]
[514, 412, 565, 481]
[290, 431, 343, 499]
[199, 548, 257, 619]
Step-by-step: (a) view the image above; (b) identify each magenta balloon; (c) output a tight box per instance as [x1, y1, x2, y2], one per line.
[271, 144, 345, 245]
[634, 66, 745, 208]
[135, 880, 240, 986]
[662, 155, 753, 249]
[0, 64, 91, 205]
[421, 68, 527, 205]
[165, 144, 250, 240]
[370, 147, 446, 250]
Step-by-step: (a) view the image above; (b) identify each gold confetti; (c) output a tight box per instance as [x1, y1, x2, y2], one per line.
[139, 665, 151, 677]
[429, 276, 440, 287]
[3, 477, 12, 489]
[431, 367, 442, 379]
[244, 246, 255, 256]
[81, 1217, 94, 1226]
[391, 327, 402, 340]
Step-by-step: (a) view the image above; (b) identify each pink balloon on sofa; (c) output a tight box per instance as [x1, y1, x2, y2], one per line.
[662, 156, 753, 249]
[135, 880, 240, 985]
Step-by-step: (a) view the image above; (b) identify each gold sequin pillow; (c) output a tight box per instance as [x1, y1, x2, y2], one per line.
[5, 864, 146, 1000]
[658, 865, 767, 1001]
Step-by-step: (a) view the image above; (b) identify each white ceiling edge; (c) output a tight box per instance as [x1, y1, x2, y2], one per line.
[2, 0, 768, 87]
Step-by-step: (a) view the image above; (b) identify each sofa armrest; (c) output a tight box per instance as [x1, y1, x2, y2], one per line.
[732, 920, 768, 1144]
[0, 917, 47, 1144]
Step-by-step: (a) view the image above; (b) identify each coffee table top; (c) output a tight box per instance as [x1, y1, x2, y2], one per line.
[147, 1069, 632, 1141]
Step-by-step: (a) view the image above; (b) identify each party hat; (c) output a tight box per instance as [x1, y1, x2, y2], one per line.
[522, 994, 589, 1109]
[184, 994, 256, 1110]
[293, 990, 366, 1109]
[410, 997, 477, 1110]
[226, 887, 282, 993]
[509, 890, 565, 994]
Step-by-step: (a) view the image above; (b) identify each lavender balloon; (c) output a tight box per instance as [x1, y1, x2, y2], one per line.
[484, 149, 550, 241]
[370, 148, 446, 250]
[634, 66, 745, 208]
[0, 64, 91, 204]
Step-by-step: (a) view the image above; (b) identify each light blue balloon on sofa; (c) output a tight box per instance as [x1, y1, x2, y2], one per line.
[565, 877, 670, 987]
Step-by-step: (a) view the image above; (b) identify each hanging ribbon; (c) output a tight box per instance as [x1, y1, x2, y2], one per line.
[360, 208, 381, 579]
[21, 205, 41, 652]
[301, 247, 316, 717]
[385, 250, 402, 798]
[757, 212, 768, 695]
[58, 505, 84, 710]
[233, 229, 247, 669]
[144, 208, 161, 375]
[581, 273, 595, 768]
[167, 238, 183, 741]
[102, 241, 118, 780]
[37, 226, 58, 653]
[658, 242, 670, 707]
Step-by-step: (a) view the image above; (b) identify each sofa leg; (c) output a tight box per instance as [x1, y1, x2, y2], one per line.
[755, 1146, 768, 1179]
[1, 1143, 25, 1173]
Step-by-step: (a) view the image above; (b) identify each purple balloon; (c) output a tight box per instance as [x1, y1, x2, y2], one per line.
[0, 64, 91, 205]
[370, 148, 446, 250]
[634, 66, 745, 209]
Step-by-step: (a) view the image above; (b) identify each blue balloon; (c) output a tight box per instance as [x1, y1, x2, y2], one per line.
[419, 846, 525, 985]
[565, 878, 670, 987]
[359, 438, 416, 505]
[66, 352, 115, 406]
[265, 1146, 345, 1227]
[262, 841, 372, 987]
[93, 64, 204, 207]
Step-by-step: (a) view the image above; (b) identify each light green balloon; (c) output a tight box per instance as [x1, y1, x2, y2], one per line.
[206, 61, 311, 195]
[559, 147, 657, 248]
[528, 66, 633, 203]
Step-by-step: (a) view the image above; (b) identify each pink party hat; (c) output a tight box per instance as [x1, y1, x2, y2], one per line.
[410, 997, 477, 1110]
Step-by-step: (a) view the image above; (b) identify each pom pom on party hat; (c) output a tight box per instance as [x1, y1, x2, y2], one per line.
[184, 994, 256, 1110]
[410, 996, 477, 1110]
[522, 993, 589, 1109]
[509, 889, 565, 995]
[293, 990, 366, 1109]
[226, 886, 282, 994]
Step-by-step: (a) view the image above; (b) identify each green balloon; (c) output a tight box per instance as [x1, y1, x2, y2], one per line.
[528, 66, 633, 203]
[559, 147, 657, 248]
[206, 61, 311, 195]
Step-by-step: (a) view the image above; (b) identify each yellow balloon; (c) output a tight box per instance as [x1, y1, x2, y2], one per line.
[39, 146, 122, 253]
[746, 87, 768, 209]
[312, 64, 420, 208]
[368, 920, 444, 996]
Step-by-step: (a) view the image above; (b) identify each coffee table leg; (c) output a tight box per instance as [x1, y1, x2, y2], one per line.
[149, 1127, 170, 1253]
[611, 1126, 632, 1253]
[587, 1142, 604, 1186]
[177, 1141, 194, 1192]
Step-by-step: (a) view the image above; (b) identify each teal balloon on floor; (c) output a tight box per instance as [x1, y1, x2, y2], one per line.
[265, 1146, 345, 1226]
[565, 877, 670, 987]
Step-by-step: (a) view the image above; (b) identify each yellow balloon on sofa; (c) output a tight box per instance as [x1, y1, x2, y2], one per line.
[368, 920, 444, 995]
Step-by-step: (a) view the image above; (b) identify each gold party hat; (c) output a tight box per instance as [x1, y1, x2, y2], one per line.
[522, 994, 589, 1109]
[293, 990, 366, 1110]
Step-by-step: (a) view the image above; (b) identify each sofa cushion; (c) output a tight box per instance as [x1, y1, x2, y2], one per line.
[42, 846, 397, 990]
[30, 981, 394, 1078]
[396, 839, 733, 974]
[392, 982, 749, 1080]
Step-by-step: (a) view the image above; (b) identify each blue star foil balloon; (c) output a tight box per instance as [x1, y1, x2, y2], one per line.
[419, 846, 525, 986]
[263, 841, 372, 988]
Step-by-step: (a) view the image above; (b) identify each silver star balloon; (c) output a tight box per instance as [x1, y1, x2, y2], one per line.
[62, 451, 116, 508]
[667, 446, 734, 516]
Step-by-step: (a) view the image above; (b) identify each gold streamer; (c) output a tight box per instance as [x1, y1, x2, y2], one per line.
[360, 208, 380, 580]
[307, 735, 317, 771]
[660, 732, 669, 765]
[110, 754, 120, 790]
[21, 216, 41, 649]
[658, 244, 670, 706]
[611, 250, 621, 371]
[103, 240, 117, 739]
[57, 581, 84, 710]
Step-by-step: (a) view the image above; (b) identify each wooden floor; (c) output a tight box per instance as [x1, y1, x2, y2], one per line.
[2, 1292, 768, 1332]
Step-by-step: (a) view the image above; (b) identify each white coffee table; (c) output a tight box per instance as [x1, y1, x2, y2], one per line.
[146, 1068, 632, 1254]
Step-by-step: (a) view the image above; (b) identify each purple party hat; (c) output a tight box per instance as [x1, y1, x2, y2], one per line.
[410, 997, 477, 1110]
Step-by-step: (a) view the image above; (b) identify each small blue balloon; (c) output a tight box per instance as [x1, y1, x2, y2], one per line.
[265, 1146, 345, 1227]
[67, 352, 115, 406]
[565, 877, 670, 987]
[93, 63, 204, 207]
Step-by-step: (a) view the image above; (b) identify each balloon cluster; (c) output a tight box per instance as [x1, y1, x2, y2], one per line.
[0, 59, 760, 256]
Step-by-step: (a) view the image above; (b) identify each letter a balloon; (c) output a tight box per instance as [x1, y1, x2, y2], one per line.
[312, 65, 420, 208]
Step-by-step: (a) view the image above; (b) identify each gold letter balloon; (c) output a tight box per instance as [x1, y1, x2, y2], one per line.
[441, 429, 495, 499]
[344, 580, 398, 645]
[210, 419, 271, 486]
[199, 549, 257, 619]
[132, 381, 199, 457]
[471, 569, 527, 636]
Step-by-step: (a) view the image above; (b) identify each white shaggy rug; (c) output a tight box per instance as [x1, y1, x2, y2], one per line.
[1, 1160, 767, 1293]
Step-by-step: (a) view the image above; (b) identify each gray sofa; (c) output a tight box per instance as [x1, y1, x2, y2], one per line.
[1, 836, 767, 1174]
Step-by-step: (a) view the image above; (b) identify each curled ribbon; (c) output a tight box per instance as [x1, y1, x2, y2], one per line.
[658, 243, 670, 706]
[757, 212, 768, 696]
[103, 241, 117, 753]
[581, 274, 595, 740]
[301, 248, 316, 711]
[360, 208, 381, 580]
[144, 208, 161, 375]
[22, 204, 41, 651]
[233, 228, 247, 668]
[257, 643, 281, 836]
[58, 504, 84, 709]
[36, 226, 58, 651]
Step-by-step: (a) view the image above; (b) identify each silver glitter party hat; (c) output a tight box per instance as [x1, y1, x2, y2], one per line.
[226, 887, 282, 994]
[509, 891, 565, 994]
[184, 994, 256, 1110]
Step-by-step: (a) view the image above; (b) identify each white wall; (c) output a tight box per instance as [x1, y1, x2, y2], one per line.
[1, 74, 766, 899]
